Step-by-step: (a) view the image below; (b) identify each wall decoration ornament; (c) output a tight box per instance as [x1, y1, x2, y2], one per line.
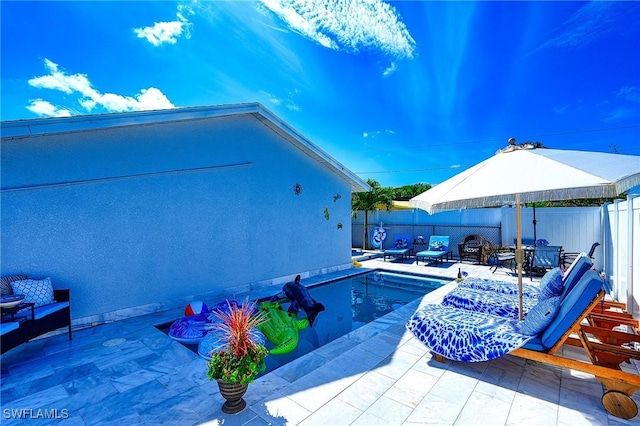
[323, 207, 330, 220]
[337, 223, 343, 229]
[293, 183, 302, 195]
[333, 193, 341, 202]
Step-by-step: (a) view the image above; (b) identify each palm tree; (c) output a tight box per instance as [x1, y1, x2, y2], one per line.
[352, 179, 394, 249]
[393, 183, 431, 199]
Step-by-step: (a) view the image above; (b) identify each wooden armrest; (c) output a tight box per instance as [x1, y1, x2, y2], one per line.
[588, 313, 639, 330]
[582, 325, 640, 345]
[600, 300, 627, 310]
[591, 310, 635, 320]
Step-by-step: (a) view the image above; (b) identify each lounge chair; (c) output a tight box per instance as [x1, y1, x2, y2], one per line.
[383, 234, 412, 261]
[415, 236, 450, 265]
[406, 269, 640, 419]
[487, 241, 516, 273]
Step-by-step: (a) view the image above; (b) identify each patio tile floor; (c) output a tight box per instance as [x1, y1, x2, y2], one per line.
[1, 255, 639, 425]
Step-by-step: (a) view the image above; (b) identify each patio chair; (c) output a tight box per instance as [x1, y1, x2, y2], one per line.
[487, 241, 516, 273]
[415, 236, 450, 265]
[458, 234, 487, 264]
[528, 245, 562, 280]
[383, 234, 412, 261]
[406, 269, 640, 419]
[562, 242, 600, 269]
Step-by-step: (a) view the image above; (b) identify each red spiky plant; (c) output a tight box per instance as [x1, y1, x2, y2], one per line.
[207, 298, 268, 385]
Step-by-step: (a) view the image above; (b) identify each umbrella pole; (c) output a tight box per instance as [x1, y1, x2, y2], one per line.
[533, 204, 537, 244]
[516, 195, 524, 321]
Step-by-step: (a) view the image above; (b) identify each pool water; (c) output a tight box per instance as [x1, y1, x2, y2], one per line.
[158, 270, 448, 375]
[260, 270, 448, 374]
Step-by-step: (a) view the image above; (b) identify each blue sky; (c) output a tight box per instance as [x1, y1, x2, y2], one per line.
[2, 1, 639, 188]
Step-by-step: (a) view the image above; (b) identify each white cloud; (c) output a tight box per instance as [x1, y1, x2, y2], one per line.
[382, 62, 397, 77]
[134, 4, 194, 46]
[26, 99, 72, 117]
[258, 0, 415, 59]
[616, 86, 640, 104]
[538, 2, 636, 51]
[27, 59, 175, 117]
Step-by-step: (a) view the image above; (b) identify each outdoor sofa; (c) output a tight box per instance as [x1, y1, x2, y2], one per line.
[1, 275, 72, 354]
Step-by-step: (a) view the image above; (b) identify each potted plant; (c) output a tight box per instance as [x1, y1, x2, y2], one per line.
[206, 298, 268, 414]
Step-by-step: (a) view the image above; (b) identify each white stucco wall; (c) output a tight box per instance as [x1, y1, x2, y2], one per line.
[1, 112, 356, 324]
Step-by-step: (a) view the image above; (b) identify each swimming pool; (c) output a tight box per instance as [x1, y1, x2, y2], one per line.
[158, 270, 449, 375]
[260, 270, 448, 374]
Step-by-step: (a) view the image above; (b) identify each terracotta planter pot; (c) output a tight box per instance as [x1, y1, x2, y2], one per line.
[217, 380, 248, 414]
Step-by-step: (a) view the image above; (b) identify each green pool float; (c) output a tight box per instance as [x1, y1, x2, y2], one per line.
[257, 301, 309, 355]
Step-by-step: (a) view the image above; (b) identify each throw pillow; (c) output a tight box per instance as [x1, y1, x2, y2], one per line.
[10, 277, 55, 307]
[395, 239, 408, 249]
[538, 268, 563, 302]
[519, 296, 562, 336]
[0, 275, 27, 295]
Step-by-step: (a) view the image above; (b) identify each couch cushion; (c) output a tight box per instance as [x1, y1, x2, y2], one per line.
[538, 268, 563, 302]
[540, 270, 603, 349]
[0, 275, 27, 296]
[560, 253, 593, 299]
[33, 301, 70, 320]
[11, 277, 55, 308]
[395, 239, 409, 249]
[0, 321, 20, 336]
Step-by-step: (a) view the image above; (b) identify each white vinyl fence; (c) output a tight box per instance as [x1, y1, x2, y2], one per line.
[354, 201, 638, 318]
[605, 195, 640, 318]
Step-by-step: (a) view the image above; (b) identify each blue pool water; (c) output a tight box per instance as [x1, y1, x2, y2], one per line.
[260, 270, 448, 374]
[158, 270, 449, 375]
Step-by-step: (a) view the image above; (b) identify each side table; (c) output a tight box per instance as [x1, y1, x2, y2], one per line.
[413, 241, 428, 255]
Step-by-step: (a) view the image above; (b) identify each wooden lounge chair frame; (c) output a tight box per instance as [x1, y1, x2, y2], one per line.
[434, 287, 640, 419]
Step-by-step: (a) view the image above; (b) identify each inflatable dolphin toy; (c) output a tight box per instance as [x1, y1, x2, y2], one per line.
[271, 275, 325, 327]
[257, 301, 309, 355]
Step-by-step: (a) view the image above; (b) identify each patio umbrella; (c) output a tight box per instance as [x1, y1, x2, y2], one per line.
[409, 143, 640, 320]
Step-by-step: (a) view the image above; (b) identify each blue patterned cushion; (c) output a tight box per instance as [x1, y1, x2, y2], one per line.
[519, 296, 561, 336]
[10, 278, 55, 307]
[429, 242, 445, 251]
[406, 304, 533, 362]
[459, 277, 540, 299]
[538, 268, 563, 302]
[442, 287, 538, 319]
[395, 239, 408, 249]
